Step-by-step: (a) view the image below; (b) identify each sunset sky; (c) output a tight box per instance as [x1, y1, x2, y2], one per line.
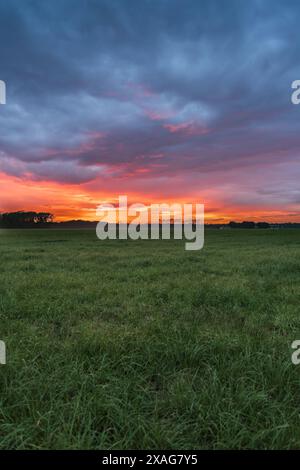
[0, 0, 299, 223]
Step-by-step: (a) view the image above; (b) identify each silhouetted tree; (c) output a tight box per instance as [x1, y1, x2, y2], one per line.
[257, 222, 270, 229]
[241, 221, 255, 229]
[0, 211, 53, 227]
[229, 221, 255, 229]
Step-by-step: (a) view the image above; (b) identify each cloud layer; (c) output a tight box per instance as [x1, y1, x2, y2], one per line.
[0, 0, 299, 220]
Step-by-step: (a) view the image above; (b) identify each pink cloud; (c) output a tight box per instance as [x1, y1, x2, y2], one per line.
[163, 121, 209, 136]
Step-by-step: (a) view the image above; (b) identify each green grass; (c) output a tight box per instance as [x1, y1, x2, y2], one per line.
[0, 228, 300, 449]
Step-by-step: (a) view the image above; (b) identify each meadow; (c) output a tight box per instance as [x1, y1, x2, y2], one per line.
[0, 228, 299, 449]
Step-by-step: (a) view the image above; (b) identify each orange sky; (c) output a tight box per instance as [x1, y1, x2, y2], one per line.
[1, 2, 300, 226]
[1, 172, 299, 223]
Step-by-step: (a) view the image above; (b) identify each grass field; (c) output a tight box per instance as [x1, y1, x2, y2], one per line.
[0, 228, 300, 449]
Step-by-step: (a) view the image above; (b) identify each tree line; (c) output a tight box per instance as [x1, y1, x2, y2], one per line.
[0, 212, 299, 229]
[228, 221, 270, 229]
[0, 211, 53, 228]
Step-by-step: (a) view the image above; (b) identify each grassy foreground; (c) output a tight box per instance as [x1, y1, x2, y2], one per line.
[0, 228, 300, 449]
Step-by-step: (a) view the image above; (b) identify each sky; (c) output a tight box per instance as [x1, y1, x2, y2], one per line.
[0, 0, 299, 222]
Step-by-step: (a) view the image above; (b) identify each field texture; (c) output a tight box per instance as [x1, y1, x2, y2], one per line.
[0, 228, 300, 449]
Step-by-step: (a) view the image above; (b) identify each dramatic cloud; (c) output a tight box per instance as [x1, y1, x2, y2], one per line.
[0, 0, 299, 220]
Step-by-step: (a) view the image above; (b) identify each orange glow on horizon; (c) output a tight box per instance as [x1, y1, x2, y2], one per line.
[1, 172, 299, 224]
